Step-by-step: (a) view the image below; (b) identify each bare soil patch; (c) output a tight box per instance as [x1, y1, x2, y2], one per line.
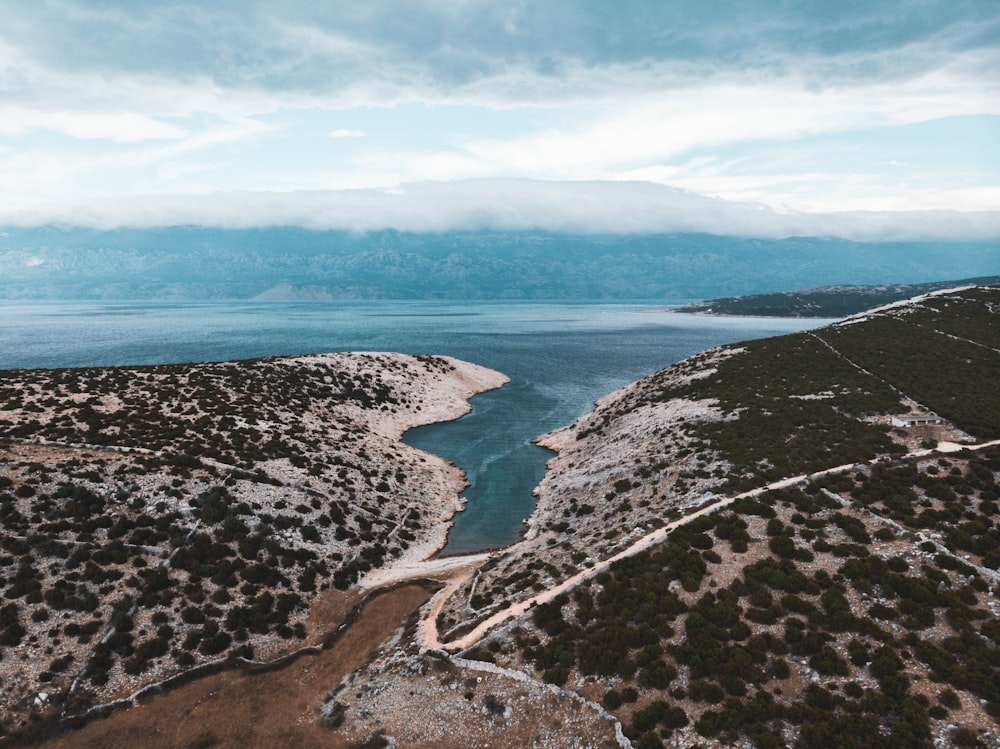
[39, 584, 431, 749]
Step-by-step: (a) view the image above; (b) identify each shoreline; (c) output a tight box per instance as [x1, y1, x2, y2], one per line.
[354, 355, 510, 590]
[649, 307, 833, 319]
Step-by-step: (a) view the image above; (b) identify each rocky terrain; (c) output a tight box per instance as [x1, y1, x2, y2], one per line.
[0, 352, 506, 742]
[437, 287, 998, 637]
[396, 286, 1000, 748]
[492, 446, 1000, 748]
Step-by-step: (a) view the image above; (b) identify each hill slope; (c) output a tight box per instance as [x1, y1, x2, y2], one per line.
[0, 353, 505, 739]
[416, 286, 1000, 749]
[4, 286, 998, 748]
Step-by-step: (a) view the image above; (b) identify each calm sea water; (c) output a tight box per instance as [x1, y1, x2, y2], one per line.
[0, 301, 832, 554]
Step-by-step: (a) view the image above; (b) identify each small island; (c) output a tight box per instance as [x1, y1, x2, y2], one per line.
[672, 276, 1000, 318]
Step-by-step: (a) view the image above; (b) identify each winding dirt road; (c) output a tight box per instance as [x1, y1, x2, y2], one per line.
[397, 438, 1000, 652]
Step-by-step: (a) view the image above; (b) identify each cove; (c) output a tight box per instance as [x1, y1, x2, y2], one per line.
[0, 300, 833, 554]
[404, 378, 557, 556]
[394, 307, 837, 556]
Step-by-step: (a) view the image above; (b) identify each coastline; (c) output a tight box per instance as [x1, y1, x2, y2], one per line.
[649, 307, 828, 319]
[354, 355, 510, 589]
[432, 346, 740, 634]
[335, 353, 510, 441]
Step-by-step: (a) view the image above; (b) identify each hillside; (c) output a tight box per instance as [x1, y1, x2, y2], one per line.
[0, 353, 506, 742]
[2, 226, 998, 300]
[411, 286, 1000, 748]
[437, 287, 999, 636]
[673, 276, 1000, 317]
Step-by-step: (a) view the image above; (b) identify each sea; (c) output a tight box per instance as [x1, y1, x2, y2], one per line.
[0, 301, 834, 555]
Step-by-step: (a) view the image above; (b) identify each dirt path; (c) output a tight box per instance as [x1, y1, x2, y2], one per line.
[33, 436, 1000, 746]
[426, 438, 1000, 652]
[40, 585, 432, 749]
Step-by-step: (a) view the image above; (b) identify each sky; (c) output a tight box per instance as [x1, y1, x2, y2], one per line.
[0, 0, 998, 239]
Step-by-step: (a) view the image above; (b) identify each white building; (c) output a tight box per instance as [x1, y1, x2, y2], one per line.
[890, 413, 942, 428]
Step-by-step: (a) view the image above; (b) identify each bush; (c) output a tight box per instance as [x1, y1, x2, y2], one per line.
[688, 679, 725, 703]
[938, 689, 961, 709]
[663, 706, 689, 729]
[638, 661, 677, 689]
[542, 666, 568, 686]
[632, 700, 671, 733]
[768, 535, 797, 559]
[869, 646, 903, 680]
[847, 640, 869, 666]
[769, 658, 790, 679]
[635, 734, 663, 749]
[809, 646, 848, 676]
[199, 630, 232, 656]
[181, 606, 206, 625]
[844, 681, 864, 699]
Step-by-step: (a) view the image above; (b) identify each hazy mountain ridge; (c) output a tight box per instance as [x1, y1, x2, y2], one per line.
[2, 226, 997, 300]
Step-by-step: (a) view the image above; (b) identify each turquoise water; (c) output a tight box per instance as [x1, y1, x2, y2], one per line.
[0, 301, 832, 553]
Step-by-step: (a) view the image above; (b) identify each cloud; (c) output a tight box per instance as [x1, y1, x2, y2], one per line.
[2, 1, 997, 111]
[2, 179, 997, 242]
[0, 109, 186, 141]
[328, 128, 365, 138]
[457, 65, 1000, 174]
[0, 2, 995, 228]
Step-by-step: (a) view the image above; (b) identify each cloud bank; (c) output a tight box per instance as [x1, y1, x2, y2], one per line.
[3, 180, 997, 242]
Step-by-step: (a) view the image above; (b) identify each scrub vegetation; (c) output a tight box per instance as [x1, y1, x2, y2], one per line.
[495, 453, 1000, 748]
[434, 286, 1000, 748]
[1, 286, 997, 748]
[673, 276, 1000, 318]
[0, 352, 501, 739]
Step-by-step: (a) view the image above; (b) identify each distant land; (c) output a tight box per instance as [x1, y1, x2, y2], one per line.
[1, 225, 998, 300]
[673, 276, 1000, 317]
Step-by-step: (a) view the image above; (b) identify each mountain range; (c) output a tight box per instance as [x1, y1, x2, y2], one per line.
[2, 226, 997, 300]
